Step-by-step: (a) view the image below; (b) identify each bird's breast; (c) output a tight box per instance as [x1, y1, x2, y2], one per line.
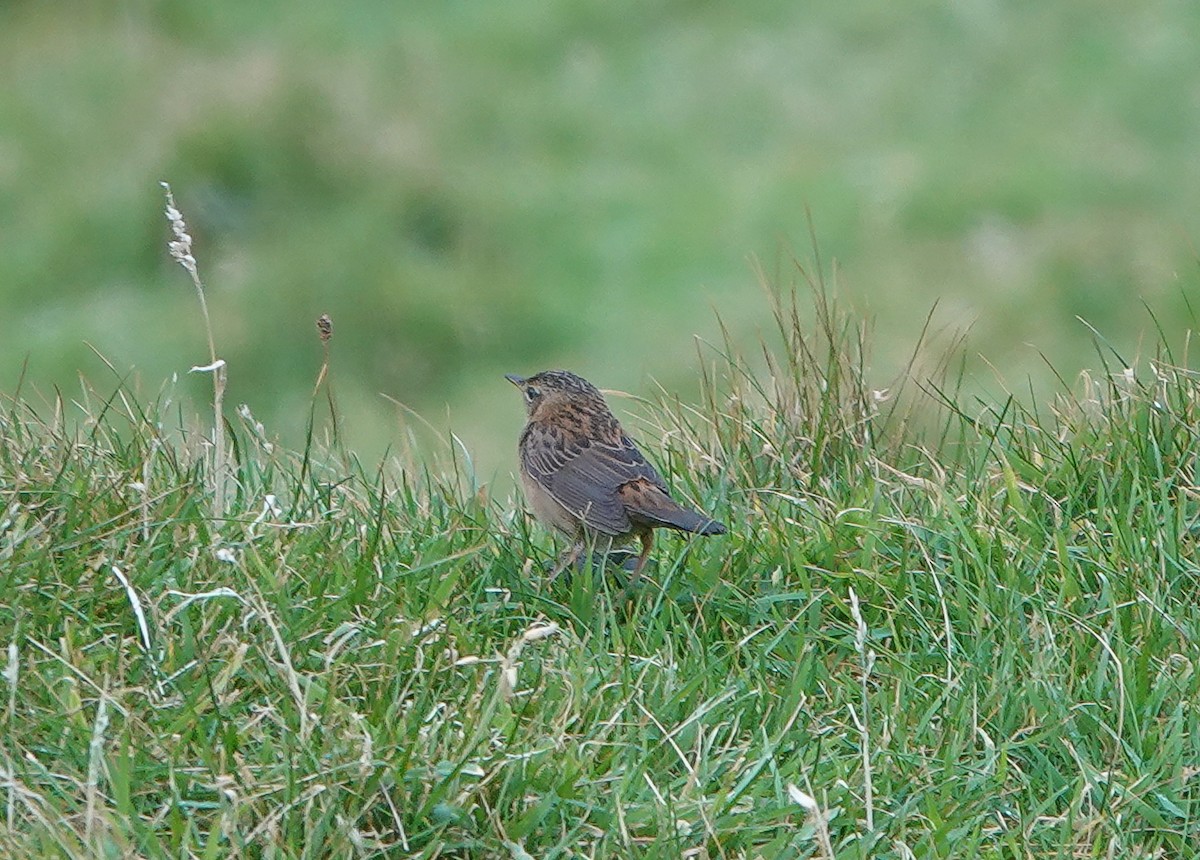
[519, 467, 580, 536]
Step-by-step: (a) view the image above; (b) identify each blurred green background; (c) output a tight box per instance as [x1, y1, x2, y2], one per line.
[3, 1, 1198, 479]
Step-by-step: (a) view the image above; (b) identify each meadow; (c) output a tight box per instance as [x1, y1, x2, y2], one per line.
[4, 3, 1200, 856]
[1, 254, 1197, 857]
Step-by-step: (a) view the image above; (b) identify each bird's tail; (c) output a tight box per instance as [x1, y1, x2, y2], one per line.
[619, 479, 727, 535]
[664, 508, 727, 535]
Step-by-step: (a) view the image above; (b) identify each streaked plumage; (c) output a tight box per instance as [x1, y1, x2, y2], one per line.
[507, 370, 726, 580]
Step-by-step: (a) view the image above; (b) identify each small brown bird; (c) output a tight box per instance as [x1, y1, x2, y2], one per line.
[507, 370, 726, 580]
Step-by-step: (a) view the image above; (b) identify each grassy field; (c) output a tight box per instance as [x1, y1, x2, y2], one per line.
[2, 266, 1197, 858]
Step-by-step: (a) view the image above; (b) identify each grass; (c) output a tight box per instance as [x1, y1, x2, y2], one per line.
[1, 258, 1198, 858]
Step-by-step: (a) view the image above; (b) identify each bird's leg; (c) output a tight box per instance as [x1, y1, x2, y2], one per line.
[626, 530, 655, 588]
[549, 541, 583, 581]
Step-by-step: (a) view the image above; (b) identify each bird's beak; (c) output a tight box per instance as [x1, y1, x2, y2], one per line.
[505, 374, 525, 386]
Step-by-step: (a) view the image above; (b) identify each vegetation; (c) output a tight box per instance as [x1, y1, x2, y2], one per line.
[5, 5, 1199, 855]
[2, 250, 1198, 857]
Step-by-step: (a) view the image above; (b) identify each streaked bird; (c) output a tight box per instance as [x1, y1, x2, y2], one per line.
[506, 370, 726, 581]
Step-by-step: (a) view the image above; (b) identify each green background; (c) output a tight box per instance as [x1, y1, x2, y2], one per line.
[3, 1, 1198, 476]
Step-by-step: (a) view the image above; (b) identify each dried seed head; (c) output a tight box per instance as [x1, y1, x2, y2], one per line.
[160, 181, 197, 276]
[317, 313, 333, 344]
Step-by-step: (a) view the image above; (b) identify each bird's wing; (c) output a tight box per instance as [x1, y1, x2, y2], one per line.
[522, 426, 666, 535]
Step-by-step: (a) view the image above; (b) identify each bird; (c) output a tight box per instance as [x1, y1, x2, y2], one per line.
[506, 369, 726, 582]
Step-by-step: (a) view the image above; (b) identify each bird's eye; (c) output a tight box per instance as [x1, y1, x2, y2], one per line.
[524, 386, 539, 401]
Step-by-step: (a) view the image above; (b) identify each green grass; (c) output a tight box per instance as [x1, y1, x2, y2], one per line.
[2, 270, 1198, 858]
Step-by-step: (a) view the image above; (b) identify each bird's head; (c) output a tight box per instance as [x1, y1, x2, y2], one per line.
[505, 370, 607, 421]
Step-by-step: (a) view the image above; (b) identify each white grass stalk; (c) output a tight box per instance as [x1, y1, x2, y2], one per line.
[498, 622, 561, 700]
[111, 565, 168, 699]
[3, 641, 15, 720]
[161, 182, 230, 516]
[848, 588, 876, 834]
[788, 782, 835, 859]
[162, 587, 246, 625]
[4, 642, 16, 833]
[110, 566, 153, 655]
[84, 693, 110, 847]
[243, 577, 311, 741]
